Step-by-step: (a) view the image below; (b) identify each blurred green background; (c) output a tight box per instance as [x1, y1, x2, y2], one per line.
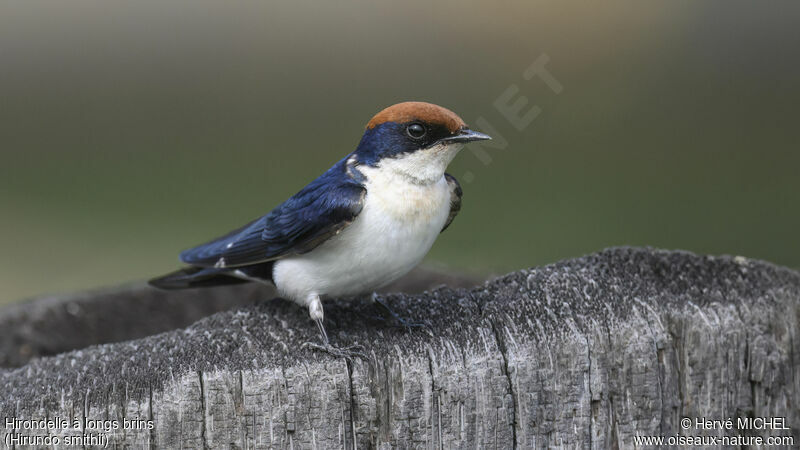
[1, 1, 799, 304]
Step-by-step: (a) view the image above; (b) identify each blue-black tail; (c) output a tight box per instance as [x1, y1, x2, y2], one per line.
[148, 267, 250, 289]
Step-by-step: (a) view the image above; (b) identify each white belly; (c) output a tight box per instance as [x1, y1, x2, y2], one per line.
[272, 173, 451, 305]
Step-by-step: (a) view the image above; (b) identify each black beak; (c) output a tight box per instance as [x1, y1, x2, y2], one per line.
[440, 128, 492, 144]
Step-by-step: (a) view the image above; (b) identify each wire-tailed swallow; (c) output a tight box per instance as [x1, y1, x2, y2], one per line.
[150, 101, 491, 356]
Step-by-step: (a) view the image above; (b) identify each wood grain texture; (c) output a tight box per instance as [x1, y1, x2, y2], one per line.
[1, 248, 798, 448]
[0, 265, 478, 368]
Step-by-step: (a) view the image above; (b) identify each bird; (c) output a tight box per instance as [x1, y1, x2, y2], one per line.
[149, 101, 491, 356]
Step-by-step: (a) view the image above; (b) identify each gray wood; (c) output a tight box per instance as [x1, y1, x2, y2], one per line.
[0, 265, 478, 368]
[1, 247, 798, 448]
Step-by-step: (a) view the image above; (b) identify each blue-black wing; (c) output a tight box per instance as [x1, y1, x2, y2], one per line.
[179, 159, 366, 268]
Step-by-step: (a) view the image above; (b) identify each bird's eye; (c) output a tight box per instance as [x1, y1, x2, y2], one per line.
[406, 123, 426, 139]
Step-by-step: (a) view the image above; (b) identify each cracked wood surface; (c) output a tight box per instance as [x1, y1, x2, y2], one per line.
[1, 247, 799, 448]
[0, 265, 477, 369]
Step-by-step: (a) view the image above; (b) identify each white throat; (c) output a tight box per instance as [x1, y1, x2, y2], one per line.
[376, 142, 464, 185]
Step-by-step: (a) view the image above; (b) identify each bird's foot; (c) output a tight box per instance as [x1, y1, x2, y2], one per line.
[301, 341, 367, 360]
[371, 293, 426, 331]
[303, 311, 367, 360]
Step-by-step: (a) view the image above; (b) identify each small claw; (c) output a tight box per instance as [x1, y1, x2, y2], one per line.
[372, 296, 427, 331]
[390, 316, 427, 330]
[301, 341, 368, 360]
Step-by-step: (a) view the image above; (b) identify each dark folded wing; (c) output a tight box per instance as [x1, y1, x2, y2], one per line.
[441, 173, 462, 232]
[180, 174, 366, 268]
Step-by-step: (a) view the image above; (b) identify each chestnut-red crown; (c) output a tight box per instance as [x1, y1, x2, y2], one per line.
[366, 101, 466, 133]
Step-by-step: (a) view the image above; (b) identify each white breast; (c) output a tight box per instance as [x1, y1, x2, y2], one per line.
[272, 159, 454, 305]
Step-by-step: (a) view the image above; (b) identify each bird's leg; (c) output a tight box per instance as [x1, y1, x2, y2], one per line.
[309, 296, 330, 345]
[301, 294, 366, 360]
[371, 292, 426, 330]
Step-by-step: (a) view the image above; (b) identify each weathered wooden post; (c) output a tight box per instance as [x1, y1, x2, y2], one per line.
[1, 248, 798, 448]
